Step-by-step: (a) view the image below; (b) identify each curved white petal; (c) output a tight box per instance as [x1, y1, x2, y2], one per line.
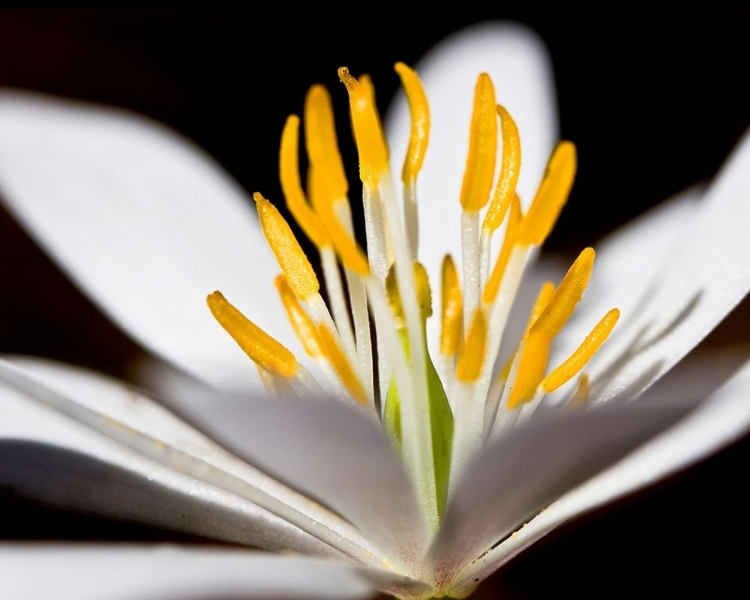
[385, 22, 558, 355]
[0, 544, 383, 600]
[429, 402, 689, 586]
[451, 353, 750, 593]
[549, 185, 702, 371]
[0, 90, 300, 392]
[583, 129, 750, 402]
[0, 357, 381, 564]
[191, 395, 429, 577]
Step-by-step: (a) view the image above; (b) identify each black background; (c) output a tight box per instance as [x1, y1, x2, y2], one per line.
[0, 8, 749, 598]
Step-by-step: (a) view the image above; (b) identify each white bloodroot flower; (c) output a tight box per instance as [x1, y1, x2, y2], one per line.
[0, 23, 750, 600]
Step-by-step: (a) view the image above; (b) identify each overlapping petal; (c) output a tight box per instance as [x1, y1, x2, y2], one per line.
[583, 129, 750, 402]
[0, 91, 295, 393]
[0, 358, 383, 564]
[449, 354, 750, 592]
[0, 544, 385, 600]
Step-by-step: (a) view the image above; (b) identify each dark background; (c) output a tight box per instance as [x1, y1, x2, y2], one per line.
[0, 8, 749, 598]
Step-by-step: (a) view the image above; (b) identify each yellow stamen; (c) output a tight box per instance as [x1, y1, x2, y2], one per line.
[506, 249, 596, 408]
[394, 62, 430, 186]
[542, 308, 620, 393]
[304, 89, 370, 276]
[316, 323, 368, 405]
[498, 281, 555, 382]
[304, 85, 348, 202]
[440, 255, 463, 356]
[518, 141, 577, 246]
[528, 281, 557, 329]
[338, 67, 389, 186]
[459, 73, 497, 212]
[253, 192, 319, 301]
[483, 105, 520, 232]
[482, 194, 522, 304]
[386, 262, 433, 327]
[274, 275, 322, 358]
[456, 308, 487, 383]
[207, 291, 297, 378]
[279, 116, 332, 249]
[531, 247, 595, 339]
[507, 330, 549, 408]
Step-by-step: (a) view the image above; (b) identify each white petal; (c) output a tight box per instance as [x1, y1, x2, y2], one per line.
[549, 185, 701, 369]
[0, 91, 298, 392]
[385, 22, 558, 354]
[190, 395, 430, 577]
[0, 544, 383, 600]
[585, 129, 750, 401]
[0, 357, 379, 563]
[429, 401, 689, 585]
[451, 353, 750, 592]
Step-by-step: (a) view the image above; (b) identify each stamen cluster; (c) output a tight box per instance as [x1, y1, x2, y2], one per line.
[207, 64, 619, 530]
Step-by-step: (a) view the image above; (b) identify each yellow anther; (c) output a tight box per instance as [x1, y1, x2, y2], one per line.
[482, 194, 522, 305]
[498, 281, 555, 386]
[459, 73, 497, 212]
[518, 141, 577, 246]
[207, 291, 297, 378]
[542, 308, 620, 393]
[531, 247, 595, 339]
[316, 323, 369, 406]
[279, 116, 332, 249]
[456, 308, 487, 383]
[507, 330, 550, 408]
[506, 250, 596, 408]
[528, 281, 557, 329]
[394, 62, 430, 186]
[414, 261, 433, 320]
[338, 67, 389, 186]
[483, 105, 521, 232]
[386, 262, 433, 327]
[498, 355, 512, 382]
[253, 192, 319, 301]
[275, 275, 322, 358]
[304, 85, 348, 203]
[307, 168, 370, 276]
[440, 255, 463, 356]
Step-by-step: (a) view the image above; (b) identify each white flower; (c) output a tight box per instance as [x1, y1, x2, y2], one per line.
[1, 22, 750, 600]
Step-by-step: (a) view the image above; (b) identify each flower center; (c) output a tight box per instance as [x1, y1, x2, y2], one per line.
[206, 63, 619, 531]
